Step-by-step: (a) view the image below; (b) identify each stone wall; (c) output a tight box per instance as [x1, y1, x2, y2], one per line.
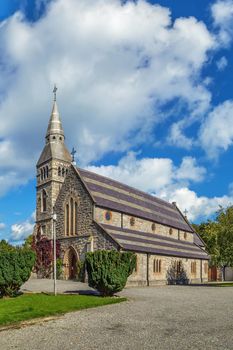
[35, 159, 71, 239]
[55, 166, 118, 275]
[127, 253, 209, 286]
[94, 207, 193, 243]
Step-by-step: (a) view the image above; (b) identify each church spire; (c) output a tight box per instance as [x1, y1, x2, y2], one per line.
[46, 85, 65, 140]
[37, 86, 72, 167]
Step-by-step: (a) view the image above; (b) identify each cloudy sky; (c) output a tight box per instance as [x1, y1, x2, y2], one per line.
[1, 0, 233, 243]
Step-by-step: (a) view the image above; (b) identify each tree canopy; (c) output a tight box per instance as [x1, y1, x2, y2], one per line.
[194, 206, 233, 270]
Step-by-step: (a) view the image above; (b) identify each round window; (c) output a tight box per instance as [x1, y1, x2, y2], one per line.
[105, 211, 112, 221]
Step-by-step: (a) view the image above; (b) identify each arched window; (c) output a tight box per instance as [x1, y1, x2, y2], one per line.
[65, 198, 78, 236]
[184, 232, 187, 240]
[58, 167, 61, 176]
[154, 259, 162, 273]
[177, 261, 181, 273]
[66, 168, 68, 175]
[75, 201, 78, 234]
[42, 189, 47, 212]
[45, 166, 49, 178]
[65, 204, 69, 235]
[169, 228, 173, 236]
[70, 198, 74, 234]
[40, 168, 43, 181]
[151, 223, 156, 232]
[191, 261, 196, 275]
[43, 168, 46, 180]
[62, 168, 65, 177]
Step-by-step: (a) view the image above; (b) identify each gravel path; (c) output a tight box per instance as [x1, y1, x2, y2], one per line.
[1, 283, 233, 350]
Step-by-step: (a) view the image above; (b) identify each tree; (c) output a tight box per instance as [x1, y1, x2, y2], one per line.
[23, 234, 33, 249]
[0, 240, 16, 252]
[193, 221, 219, 266]
[215, 206, 233, 279]
[194, 206, 233, 280]
[0, 248, 35, 297]
[31, 226, 60, 278]
[85, 250, 136, 296]
[32, 235, 61, 278]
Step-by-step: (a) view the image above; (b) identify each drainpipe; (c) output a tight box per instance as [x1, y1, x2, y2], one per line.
[147, 254, 150, 286]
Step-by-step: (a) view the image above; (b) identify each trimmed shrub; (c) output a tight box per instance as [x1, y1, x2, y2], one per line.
[85, 250, 136, 296]
[0, 249, 35, 297]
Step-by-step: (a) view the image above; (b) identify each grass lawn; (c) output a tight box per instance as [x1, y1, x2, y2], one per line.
[208, 282, 233, 287]
[0, 293, 126, 327]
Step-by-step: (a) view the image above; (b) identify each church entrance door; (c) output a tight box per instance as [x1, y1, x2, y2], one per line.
[64, 247, 78, 280]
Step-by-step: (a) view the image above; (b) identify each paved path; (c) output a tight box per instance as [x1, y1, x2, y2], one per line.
[1, 281, 233, 350]
[21, 278, 97, 295]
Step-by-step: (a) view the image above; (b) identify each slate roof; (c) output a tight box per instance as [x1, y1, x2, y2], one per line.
[100, 224, 209, 260]
[37, 142, 72, 166]
[77, 167, 209, 259]
[78, 168, 194, 233]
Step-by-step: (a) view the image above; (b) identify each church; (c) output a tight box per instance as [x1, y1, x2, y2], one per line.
[34, 91, 209, 286]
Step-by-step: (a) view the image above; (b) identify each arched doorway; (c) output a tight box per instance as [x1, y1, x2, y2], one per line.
[63, 247, 78, 280]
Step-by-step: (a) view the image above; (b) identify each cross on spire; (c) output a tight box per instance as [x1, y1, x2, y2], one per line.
[184, 209, 188, 217]
[71, 147, 77, 162]
[53, 84, 58, 101]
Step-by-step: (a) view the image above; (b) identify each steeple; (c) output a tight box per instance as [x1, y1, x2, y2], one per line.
[37, 86, 72, 166]
[46, 100, 65, 141]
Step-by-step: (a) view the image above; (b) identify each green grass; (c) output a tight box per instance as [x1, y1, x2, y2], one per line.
[0, 293, 126, 327]
[208, 282, 233, 287]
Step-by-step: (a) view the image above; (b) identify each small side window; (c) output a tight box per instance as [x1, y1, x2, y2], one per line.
[105, 211, 112, 221]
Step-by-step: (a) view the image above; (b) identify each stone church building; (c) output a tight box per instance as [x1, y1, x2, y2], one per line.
[34, 96, 209, 286]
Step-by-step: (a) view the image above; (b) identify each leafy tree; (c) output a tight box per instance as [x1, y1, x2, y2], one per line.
[85, 250, 136, 296]
[23, 234, 33, 249]
[32, 235, 61, 278]
[0, 240, 16, 252]
[215, 206, 233, 279]
[0, 249, 35, 297]
[193, 221, 219, 266]
[194, 206, 233, 280]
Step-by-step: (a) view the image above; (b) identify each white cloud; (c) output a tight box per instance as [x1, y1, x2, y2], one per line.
[0, 223, 6, 230]
[167, 122, 194, 149]
[10, 211, 35, 242]
[163, 187, 232, 221]
[175, 157, 206, 182]
[0, 0, 215, 196]
[216, 56, 228, 70]
[211, 0, 233, 45]
[86, 152, 224, 221]
[199, 100, 233, 158]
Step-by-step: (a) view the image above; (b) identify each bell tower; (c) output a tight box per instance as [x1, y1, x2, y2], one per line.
[35, 86, 72, 238]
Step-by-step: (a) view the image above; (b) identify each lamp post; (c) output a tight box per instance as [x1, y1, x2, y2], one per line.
[52, 211, 57, 296]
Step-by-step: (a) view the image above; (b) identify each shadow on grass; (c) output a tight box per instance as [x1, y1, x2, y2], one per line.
[64, 289, 100, 296]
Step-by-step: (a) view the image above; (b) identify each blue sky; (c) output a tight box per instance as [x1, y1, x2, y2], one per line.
[1, 0, 233, 243]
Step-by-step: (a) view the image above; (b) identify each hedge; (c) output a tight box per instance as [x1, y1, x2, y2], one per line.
[0, 249, 35, 297]
[85, 250, 136, 296]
